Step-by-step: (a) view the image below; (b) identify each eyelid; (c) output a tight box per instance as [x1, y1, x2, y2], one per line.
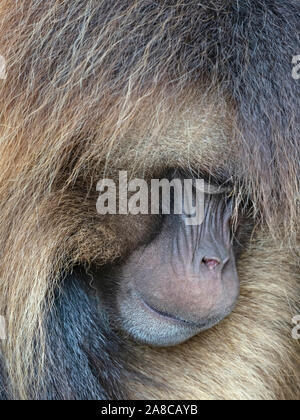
[202, 181, 232, 195]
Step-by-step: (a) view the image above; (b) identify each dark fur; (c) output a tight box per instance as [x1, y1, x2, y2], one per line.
[1, 269, 132, 400]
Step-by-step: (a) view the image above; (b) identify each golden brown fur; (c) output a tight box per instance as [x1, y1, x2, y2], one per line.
[0, 0, 299, 400]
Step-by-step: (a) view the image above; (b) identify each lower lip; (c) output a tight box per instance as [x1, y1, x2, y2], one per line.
[135, 292, 236, 333]
[136, 293, 201, 328]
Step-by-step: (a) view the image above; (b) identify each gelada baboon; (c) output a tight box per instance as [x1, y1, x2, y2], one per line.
[0, 0, 299, 400]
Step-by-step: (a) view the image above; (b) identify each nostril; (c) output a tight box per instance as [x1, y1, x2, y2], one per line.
[202, 257, 221, 270]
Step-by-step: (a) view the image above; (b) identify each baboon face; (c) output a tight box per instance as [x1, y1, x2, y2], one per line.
[0, 0, 299, 401]
[94, 96, 246, 347]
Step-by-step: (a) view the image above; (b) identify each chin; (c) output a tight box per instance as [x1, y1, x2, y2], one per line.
[116, 288, 237, 347]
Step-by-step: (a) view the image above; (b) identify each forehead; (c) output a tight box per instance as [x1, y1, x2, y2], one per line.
[106, 90, 235, 178]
